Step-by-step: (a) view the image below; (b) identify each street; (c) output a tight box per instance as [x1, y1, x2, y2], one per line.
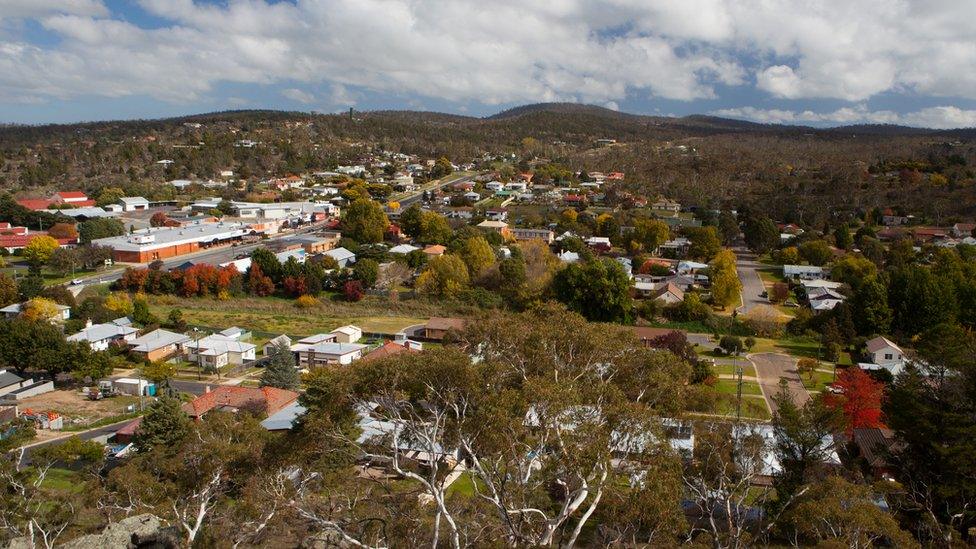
[749, 352, 810, 415]
[399, 173, 476, 207]
[735, 249, 768, 314]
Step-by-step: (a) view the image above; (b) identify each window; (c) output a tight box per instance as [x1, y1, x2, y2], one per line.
[884, 353, 892, 360]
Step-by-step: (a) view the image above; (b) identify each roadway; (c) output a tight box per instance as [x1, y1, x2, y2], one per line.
[735, 249, 768, 314]
[749, 352, 810, 415]
[398, 173, 476, 207]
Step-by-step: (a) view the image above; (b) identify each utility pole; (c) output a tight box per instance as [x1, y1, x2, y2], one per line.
[731, 309, 743, 422]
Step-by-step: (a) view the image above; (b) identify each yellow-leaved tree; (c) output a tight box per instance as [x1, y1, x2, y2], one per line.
[709, 249, 742, 310]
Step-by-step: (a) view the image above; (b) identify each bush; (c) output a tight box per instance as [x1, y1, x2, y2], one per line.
[343, 280, 364, 302]
[295, 295, 320, 308]
[720, 335, 743, 355]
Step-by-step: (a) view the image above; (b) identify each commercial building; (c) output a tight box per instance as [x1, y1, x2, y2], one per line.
[93, 221, 252, 263]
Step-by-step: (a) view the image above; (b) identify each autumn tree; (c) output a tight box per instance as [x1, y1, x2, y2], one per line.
[460, 235, 495, 278]
[709, 249, 742, 310]
[341, 198, 389, 243]
[416, 254, 469, 298]
[826, 368, 885, 435]
[23, 235, 59, 267]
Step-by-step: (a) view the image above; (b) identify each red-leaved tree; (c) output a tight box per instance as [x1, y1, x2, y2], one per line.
[826, 367, 885, 435]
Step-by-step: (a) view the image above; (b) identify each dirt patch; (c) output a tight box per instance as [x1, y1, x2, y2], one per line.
[18, 389, 142, 428]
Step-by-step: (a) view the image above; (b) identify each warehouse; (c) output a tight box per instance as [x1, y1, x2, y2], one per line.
[93, 221, 252, 263]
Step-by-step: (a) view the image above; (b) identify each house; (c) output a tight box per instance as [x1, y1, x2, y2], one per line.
[184, 335, 257, 369]
[389, 243, 420, 255]
[676, 260, 709, 274]
[293, 234, 338, 254]
[511, 228, 555, 244]
[585, 236, 612, 252]
[330, 325, 363, 344]
[67, 319, 139, 351]
[0, 232, 76, 253]
[476, 220, 511, 238]
[422, 245, 446, 257]
[463, 191, 481, 202]
[294, 342, 367, 368]
[852, 427, 898, 480]
[651, 198, 681, 213]
[862, 336, 906, 376]
[129, 329, 191, 361]
[651, 283, 685, 304]
[362, 340, 420, 362]
[485, 181, 504, 192]
[0, 301, 72, 322]
[119, 197, 150, 212]
[323, 247, 356, 268]
[264, 334, 292, 356]
[183, 386, 299, 420]
[0, 369, 54, 401]
[423, 317, 466, 340]
[807, 286, 846, 312]
[951, 223, 975, 238]
[260, 401, 307, 431]
[783, 264, 826, 280]
[485, 209, 508, 221]
[557, 250, 580, 263]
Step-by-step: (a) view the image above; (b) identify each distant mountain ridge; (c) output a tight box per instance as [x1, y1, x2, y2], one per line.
[1, 102, 973, 137]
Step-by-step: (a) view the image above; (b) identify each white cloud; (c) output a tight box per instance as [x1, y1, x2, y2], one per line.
[0, 0, 973, 109]
[0, 0, 108, 19]
[281, 88, 316, 104]
[711, 104, 976, 129]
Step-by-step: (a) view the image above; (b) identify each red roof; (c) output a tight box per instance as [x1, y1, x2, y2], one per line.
[17, 199, 54, 211]
[0, 233, 74, 249]
[55, 191, 89, 200]
[362, 341, 419, 362]
[182, 386, 299, 418]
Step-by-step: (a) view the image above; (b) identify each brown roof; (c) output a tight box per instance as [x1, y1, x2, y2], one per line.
[652, 283, 685, 300]
[865, 336, 901, 354]
[425, 317, 467, 331]
[852, 427, 896, 468]
[423, 245, 446, 255]
[182, 386, 299, 418]
[362, 341, 419, 362]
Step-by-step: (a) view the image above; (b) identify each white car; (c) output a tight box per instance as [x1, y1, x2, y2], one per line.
[70, 278, 85, 285]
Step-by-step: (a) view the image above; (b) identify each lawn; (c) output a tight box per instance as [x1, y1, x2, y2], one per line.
[801, 368, 837, 392]
[711, 378, 763, 396]
[712, 362, 757, 378]
[713, 394, 771, 421]
[145, 294, 468, 338]
[40, 467, 87, 493]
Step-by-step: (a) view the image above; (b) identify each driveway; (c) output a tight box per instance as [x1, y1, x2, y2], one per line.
[735, 250, 768, 314]
[749, 352, 810, 415]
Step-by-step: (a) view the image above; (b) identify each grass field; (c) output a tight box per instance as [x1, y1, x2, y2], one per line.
[145, 294, 475, 337]
[711, 378, 763, 396]
[712, 362, 757, 378]
[802, 368, 837, 392]
[713, 394, 771, 421]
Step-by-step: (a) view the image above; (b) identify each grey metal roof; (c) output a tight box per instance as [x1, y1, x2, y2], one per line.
[0, 370, 25, 389]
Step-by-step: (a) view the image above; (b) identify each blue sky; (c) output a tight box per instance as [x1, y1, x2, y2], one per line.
[1, 0, 975, 128]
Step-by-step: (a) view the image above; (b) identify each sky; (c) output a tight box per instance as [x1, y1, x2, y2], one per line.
[1, 0, 976, 128]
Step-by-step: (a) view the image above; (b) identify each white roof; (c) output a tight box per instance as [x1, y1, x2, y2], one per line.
[185, 334, 256, 356]
[802, 279, 843, 290]
[324, 247, 355, 261]
[389, 244, 420, 254]
[331, 325, 361, 336]
[120, 196, 149, 204]
[68, 322, 139, 343]
[129, 329, 191, 352]
[94, 222, 250, 252]
[300, 342, 366, 356]
[0, 302, 71, 314]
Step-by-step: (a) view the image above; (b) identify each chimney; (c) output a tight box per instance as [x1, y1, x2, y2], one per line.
[85, 318, 93, 329]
